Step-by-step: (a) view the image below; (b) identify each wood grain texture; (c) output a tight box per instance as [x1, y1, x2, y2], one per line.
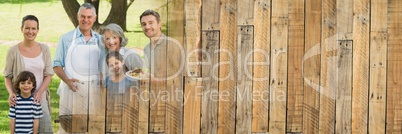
[386, 0, 402, 133]
[269, 0, 288, 133]
[252, 0, 270, 132]
[202, 0, 220, 30]
[183, 77, 202, 134]
[201, 31, 220, 134]
[352, 0, 370, 133]
[319, 0, 336, 133]
[369, 0, 387, 133]
[303, 0, 321, 133]
[336, 41, 352, 134]
[287, 0, 304, 132]
[236, 26, 254, 134]
[218, 0, 237, 133]
[138, 80, 150, 134]
[184, 0, 202, 77]
[336, 0, 353, 40]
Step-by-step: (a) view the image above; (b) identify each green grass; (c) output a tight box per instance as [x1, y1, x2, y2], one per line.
[0, 0, 167, 132]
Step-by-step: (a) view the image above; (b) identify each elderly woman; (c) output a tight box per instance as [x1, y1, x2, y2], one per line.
[100, 23, 144, 71]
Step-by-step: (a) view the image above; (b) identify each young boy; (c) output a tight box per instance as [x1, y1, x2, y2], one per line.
[9, 71, 43, 134]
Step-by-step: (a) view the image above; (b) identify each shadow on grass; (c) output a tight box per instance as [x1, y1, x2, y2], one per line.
[0, 0, 53, 4]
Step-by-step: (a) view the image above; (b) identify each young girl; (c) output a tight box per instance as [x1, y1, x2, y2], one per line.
[9, 71, 43, 134]
[104, 51, 137, 132]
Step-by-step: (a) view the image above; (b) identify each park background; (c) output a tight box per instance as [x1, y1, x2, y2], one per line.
[0, 0, 164, 132]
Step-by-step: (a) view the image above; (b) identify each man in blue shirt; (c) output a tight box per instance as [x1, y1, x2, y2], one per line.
[53, 3, 105, 133]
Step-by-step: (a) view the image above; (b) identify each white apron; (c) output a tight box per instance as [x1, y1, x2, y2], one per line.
[58, 29, 101, 133]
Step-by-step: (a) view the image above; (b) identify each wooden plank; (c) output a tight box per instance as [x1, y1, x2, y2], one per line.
[148, 39, 167, 133]
[236, 26, 254, 134]
[352, 0, 370, 133]
[200, 31, 219, 134]
[387, 0, 402, 133]
[106, 90, 124, 132]
[269, 0, 288, 133]
[237, 0, 254, 25]
[252, 0, 270, 132]
[303, 0, 321, 133]
[165, 37, 185, 133]
[202, 0, 220, 30]
[287, 0, 304, 132]
[319, 0, 336, 133]
[335, 41, 352, 134]
[218, 0, 237, 133]
[336, 0, 353, 40]
[183, 77, 202, 134]
[122, 84, 139, 134]
[369, 0, 387, 133]
[184, 0, 202, 77]
[88, 83, 105, 133]
[138, 79, 150, 134]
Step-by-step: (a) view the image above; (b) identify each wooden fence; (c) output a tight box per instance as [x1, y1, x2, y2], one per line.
[65, 0, 402, 133]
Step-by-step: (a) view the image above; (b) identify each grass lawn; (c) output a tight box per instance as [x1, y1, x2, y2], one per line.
[0, 0, 166, 132]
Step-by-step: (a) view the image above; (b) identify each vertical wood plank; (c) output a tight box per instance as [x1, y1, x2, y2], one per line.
[369, 0, 387, 133]
[269, 0, 288, 133]
[238, 0, 254, 25]
[106, 90, 124, 133]
[166, 0, 185, 133]
[185, 0, 202, 77]
[303, 0, 321, 133]
[336, 0, 353, 40]
[218, 0, 237, 133]
[236, 26, 254, 134]
[319, 0, 336, 133]
[201, 31, 220, 134]
[287, 0, 304, 132]
[387, 0, 402, 133]
[88, 83, 106, 133]
[138, 80, 150, 134]
[335, 41, 352, 134]
[148, 40, 167, 133]
[202, 0, 220, 30]
[122, 84, 139, 134]
[352, 0, 370, 133]
[252, 0, 270, 132]
[183, 77, 202, 134]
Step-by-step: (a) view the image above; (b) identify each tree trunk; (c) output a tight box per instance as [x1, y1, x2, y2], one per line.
[61, 0, 128, 31]
[103, 0, 127, 31]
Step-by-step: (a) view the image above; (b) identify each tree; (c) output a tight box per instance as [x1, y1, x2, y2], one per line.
[61, 0, 135, 31]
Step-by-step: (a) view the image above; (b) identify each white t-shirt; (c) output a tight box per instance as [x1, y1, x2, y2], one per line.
[23, 53, 45, 91]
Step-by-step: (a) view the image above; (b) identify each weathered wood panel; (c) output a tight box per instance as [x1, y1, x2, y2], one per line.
[218, 0, 237, 133]
[238, 0, 254, 25]
[88, 83, 105, 133]
[201, 31, 219, 134]
[236, 26, 254, 134]
[269, 0, 288, 133]
[287, 0, 304, 132]
[184, 0, 202, 77]
[148, 40, 167, 133]
[386, 0, 402, 133]
[352, 0, 370, 133]
[319, 0, 336, 133]
[303, 0, 321, 133]
[369, 0, 387, 133]
[252, 0, 270, 132]
[122, 84, 139, 134]
[138, 80, 150, 134]
[202, 0, 220, 30]
[335, 41, 352, 134]
[337, 0, 353, 40]
[183, 77, 202, 134]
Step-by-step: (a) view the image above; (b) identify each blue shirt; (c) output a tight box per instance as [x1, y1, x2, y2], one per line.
[53, 27, 105, 71]
[9, 95, 43, 134]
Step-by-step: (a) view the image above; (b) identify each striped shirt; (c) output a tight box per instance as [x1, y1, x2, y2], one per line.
[8, 94, 43, 134]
